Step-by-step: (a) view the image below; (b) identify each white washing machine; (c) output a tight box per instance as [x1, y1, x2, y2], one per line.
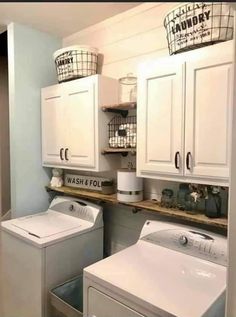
[1, 196, 103, 317]
[84, 220, 227, 317]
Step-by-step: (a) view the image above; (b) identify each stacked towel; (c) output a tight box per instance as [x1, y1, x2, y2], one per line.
[109, 123, 137, 148]
[119, 123, 136, 136]
[109, 136, 128, 148]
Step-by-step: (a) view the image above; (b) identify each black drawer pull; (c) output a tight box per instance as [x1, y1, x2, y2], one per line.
[65, 148, 69, 161]
[60, 148, 64, 160]
[186, 152, 191, 170]
[175, 151, 180, 169]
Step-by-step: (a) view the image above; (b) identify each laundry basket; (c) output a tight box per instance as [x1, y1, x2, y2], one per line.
[164, 2, 234, 55]
[50, 275, 83, 317]
[54, 45, 98, 83]
[108, 115, 137, 149]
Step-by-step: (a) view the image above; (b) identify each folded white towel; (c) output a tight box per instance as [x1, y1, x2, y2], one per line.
[117, 136, 128, 148]
[129, 135, 136, 148]
[109, 123, 136, 148]
[126, 131, 136, 137]
[109, 136, 129, 148]
[109, 137, 117, 148]
[118, 123, 136, 135]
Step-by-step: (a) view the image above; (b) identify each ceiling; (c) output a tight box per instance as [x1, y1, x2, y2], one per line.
[0, 2, 141, 38]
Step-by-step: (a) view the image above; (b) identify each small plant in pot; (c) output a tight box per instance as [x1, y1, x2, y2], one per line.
[185, 184, 223, 218]
[184, 184, 206, 215]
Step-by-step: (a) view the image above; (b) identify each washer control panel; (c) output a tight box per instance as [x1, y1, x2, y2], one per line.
[141, 226, 227, 266]
[49, 196, 103, 226]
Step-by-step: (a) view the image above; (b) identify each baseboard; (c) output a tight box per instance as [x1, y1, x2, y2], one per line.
[1, 209, 11, 221]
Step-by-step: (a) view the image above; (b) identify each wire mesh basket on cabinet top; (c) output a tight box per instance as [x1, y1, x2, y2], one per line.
[53, 45, 98, 83]
[164, 2, 234, 55]
[108, 115, 136, 149]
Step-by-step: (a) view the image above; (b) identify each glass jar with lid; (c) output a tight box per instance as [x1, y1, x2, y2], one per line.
[119, 73, 137, 103]
[161, 189, 174, 208]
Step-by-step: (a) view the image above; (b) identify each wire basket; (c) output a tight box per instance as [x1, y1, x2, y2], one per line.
[108, 115, 136, 149]
[164, 2, 234, 55]
[53, 45, 98, 83]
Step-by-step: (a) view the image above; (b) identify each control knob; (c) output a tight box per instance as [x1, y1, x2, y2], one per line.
[179, 235, 188, 246]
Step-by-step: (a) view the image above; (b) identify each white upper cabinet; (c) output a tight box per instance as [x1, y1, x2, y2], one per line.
[41, 75, 119, 171]
[65, 81, 96, 168]
[185, 53, 233, 181]
[137, 41, 233, 185]
[41, 85, 65, 166]
[137, 61, 184, 176]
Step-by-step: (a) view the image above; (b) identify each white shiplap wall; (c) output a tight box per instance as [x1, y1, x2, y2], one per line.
[63, 3, 180, 78]
[62, 3, 227, 255]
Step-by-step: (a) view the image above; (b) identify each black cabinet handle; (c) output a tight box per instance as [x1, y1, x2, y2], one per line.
[175, 151, 180, 169]
[60, 148, 64, 160]
[65, 148, 69, 161]
[186, 152, 191, 170]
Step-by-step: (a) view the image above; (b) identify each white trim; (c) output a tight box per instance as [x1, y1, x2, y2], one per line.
[226, 8, 236, 317]
[7, 23, 16, 218]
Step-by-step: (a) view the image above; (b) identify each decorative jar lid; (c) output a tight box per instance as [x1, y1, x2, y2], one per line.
[119, 73, 137, 85]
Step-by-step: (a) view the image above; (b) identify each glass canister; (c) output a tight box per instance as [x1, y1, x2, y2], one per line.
[161, 189, 174, 208]
[205, 186, 222, 218]
[177, 183, 190, 210]
[119, 73, 137, 103]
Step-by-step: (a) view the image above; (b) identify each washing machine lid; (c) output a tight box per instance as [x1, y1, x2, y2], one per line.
[11, 211, 82, 238]
[84, 241, 226, 317]
[1, 210, 94, 247]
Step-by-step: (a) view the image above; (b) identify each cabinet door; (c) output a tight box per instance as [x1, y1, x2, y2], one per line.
[41, 85, 65, 166]
[137, 61, 184, 177]
[88, 287, 146, 317]
[65, 81, 96, 168]
[185, 54, 233, 180]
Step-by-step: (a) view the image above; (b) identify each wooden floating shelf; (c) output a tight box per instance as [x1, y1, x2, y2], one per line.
[102, 101, 136, 111]
[101, 148, 136, 156]
[46, 185, 227, 230]
[101, 102, 136, 117]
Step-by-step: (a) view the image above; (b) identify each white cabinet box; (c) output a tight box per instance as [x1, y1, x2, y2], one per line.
[41, 75, 119, 171]
[137, 41, 233, 185]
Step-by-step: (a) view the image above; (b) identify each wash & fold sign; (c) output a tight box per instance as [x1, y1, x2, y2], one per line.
[64, 174, 110, 191]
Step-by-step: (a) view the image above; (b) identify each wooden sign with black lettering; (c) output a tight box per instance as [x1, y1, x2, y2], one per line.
[64, 174, 111, 191]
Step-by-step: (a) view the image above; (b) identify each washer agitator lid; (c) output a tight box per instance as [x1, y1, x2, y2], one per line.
[1, 196, 103, 247]
[11, 211, 82, 238]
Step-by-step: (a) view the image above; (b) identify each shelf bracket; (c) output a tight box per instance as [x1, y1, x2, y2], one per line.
[101, 150, 136, 157]
[102, 108, 128, 118]
[101, 150, 128, 157]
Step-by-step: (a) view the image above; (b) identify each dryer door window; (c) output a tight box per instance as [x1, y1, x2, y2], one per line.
[88, 287, 146, 317]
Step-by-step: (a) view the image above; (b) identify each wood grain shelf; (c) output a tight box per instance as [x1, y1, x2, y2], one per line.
[46, 185, 228, 230]
[101, 102, 136, 117]
[101, 148, 136, 156]
[102, 101, 136, 111]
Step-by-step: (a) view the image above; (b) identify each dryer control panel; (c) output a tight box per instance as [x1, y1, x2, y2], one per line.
[140, 221, 227, 266]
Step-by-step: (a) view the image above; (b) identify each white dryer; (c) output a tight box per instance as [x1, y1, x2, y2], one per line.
[1, 196, 103, 317]
[84, 220, 227, 317]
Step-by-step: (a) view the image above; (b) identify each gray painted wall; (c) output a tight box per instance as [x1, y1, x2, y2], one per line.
[102, 202, 227, 257]
[8, 23, 62, 218]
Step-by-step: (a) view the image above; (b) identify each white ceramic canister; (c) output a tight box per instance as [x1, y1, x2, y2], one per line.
[117, 168, 143, 203]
